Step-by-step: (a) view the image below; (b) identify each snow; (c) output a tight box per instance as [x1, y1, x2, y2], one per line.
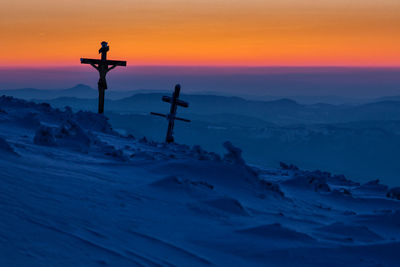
[222, 141, 245, 165]
[0, 95, 400, 266]
[237, 223, 315, 242]
[387, 187, 400, 200]
[33, 125, 58, 146]
[0, 136, 18, 155]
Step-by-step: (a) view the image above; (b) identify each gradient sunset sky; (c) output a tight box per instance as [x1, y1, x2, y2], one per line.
[1, 0, 399, 67]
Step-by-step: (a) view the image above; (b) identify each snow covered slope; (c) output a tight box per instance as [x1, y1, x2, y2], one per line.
[0, 96, 399, 266]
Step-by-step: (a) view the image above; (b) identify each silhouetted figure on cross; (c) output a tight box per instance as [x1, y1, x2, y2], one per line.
[151, 84, 191, 143]
[81, 41, 126, 114]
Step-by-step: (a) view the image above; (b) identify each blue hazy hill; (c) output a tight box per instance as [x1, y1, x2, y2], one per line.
[29, 90, 400, 124]
[2, 88, 400, 185]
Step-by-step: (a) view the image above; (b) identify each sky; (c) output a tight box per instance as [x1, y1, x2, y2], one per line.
[1, 0, 399, 67]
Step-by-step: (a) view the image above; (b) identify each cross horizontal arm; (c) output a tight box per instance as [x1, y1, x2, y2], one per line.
[80, 58, 127, 66]
[162, 96, 172, 103]
[151, 112, 190, 123]
[81, 58, 100, 65]
[105, 59, 127, 66]
[161, 96, 189, 107]
[150, 112, 167, 118]
[176, 100, 189, 108]
[175, 117, 191, 123]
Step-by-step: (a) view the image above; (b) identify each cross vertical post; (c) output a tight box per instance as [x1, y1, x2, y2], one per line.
[151, 84, 190, 143]
[80, 41, 127, 114]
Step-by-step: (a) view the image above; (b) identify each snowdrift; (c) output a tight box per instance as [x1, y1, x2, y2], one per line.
[0, 96, 399, 266]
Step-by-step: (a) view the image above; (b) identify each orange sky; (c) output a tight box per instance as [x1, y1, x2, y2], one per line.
[0, 0, 399, 66]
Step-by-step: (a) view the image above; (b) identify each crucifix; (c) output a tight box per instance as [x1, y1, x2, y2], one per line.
[151, 84, 191, 143]
[80, 41, 127, 114]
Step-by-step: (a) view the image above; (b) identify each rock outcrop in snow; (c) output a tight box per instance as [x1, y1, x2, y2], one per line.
[387, 187, 400, 200]
[223, 141, 245, 165]
[34, 120, 94, 152]
[283, 170, 331, 192]
[0, 95, 400, 266]
[34, 125, 57, 146]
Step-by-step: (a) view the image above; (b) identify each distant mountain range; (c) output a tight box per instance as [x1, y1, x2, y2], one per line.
[1, 85, 400, 184]
[0, 84, 97, 100]
[0, 84, 169, 100]
[3, 83, 399, 104]
[376, 96, 400, 102]
[2, 84, 400, 125]
[32, 93, 400, 125]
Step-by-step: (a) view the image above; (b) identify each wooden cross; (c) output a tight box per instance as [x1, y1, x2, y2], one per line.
[80, 41, 127, 114]
[151, 84, 191, 143]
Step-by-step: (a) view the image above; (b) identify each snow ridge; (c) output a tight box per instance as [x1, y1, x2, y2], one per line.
[0, 96, 399, 266]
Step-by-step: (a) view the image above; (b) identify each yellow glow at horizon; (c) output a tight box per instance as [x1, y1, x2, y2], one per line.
[0, 0, 399, 66]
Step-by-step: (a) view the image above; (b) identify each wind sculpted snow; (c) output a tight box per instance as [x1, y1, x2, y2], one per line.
[0, 96, 400, 266]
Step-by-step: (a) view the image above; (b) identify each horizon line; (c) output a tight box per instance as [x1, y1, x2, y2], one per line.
[1, 64, 400, 69]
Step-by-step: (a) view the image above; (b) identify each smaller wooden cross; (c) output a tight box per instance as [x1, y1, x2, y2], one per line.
[151, 84, 191, 143]
[80, 41, 126, 114]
